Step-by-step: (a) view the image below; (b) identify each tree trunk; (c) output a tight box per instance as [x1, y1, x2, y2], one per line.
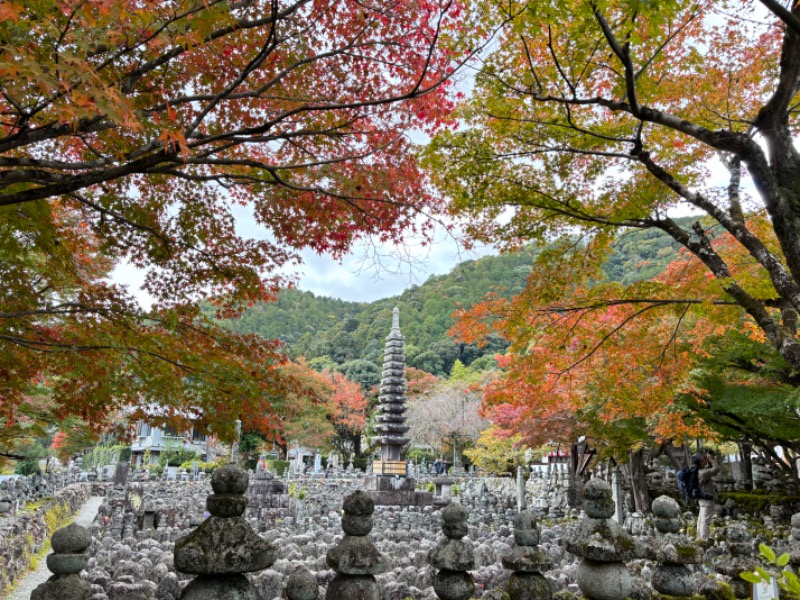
[663, 444, 684, 469]
[629, 449, 651, 513]
[739, 441, 753, 491]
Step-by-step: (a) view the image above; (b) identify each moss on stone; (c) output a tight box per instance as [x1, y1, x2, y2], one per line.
[719, 492, 800, 515]
[652, 594, 705, 600]
[702, 582, 737, 600]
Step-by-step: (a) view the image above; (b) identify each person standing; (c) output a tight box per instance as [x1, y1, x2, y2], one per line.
[696, 450, 721, 540]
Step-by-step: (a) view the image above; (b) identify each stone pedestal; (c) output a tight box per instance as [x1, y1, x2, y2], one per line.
[174, 465, 276, 599]
[369, 475, 434, 506]
[428, 503, 475, 600]
[32, 523, 92, 600]
[715, 521, 756, 599]
[502, 511, 552, 600]
[566, 478, 636, 600]
[325, 490, 387, 600]
[286, 568, 319, 600]
[646, 496, 702, 597]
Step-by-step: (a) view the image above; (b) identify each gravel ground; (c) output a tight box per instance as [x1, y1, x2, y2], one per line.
[3, 496, 104, 600]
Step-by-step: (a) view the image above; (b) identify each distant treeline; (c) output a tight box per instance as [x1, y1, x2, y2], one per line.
[221, 220, 687, 377]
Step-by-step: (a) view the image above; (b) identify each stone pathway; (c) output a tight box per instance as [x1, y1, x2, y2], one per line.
[2, 496, 103, 600]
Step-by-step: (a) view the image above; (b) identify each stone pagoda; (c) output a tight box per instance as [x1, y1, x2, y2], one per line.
[369, 307, 433, 506]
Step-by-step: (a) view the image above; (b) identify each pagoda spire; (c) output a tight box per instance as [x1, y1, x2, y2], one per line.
[371, 306, 410, 473]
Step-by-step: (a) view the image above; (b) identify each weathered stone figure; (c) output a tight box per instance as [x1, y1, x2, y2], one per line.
[502, 511, 552, 600]
[646, 495, 702, 597]
[566, 478, 636, 600]
[174, 464, 277, 599]
[714, 521, 757, 599]
[32, 523, 92, 600]
[428, 502, 475, 600]
[286, 567, 319, 600]
[325, 490, 387, 600]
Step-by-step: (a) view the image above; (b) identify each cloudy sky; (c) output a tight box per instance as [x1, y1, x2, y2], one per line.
[111, 213, 496, 307]
[292, 228, 495, 302]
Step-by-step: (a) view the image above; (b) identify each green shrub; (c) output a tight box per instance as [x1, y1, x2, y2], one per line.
[118, 446, 132, 462]
[14, 461, 40, 476]
[179, 459, 221, 473]
[157, 446, 200, 467]
[265, 459, 290, 476]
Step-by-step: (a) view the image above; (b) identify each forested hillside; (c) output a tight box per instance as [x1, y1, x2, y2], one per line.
[227, 222, 687, 377]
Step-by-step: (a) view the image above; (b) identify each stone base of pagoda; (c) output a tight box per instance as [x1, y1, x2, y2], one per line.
[370, 490, 435, 507]
[366, 472, 435, 506]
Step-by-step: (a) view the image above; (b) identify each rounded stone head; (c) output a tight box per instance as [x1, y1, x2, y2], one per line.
[652, 495, 681, 520]
[440, 502, 469, 539]
[583, 478, 611, 500]
[211, 464, 249, 495]
[51, 523, 92, 554]
[286, 567, 318, 600]
[342, 490, 374, 516]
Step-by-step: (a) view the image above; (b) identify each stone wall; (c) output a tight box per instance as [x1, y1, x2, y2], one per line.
[0, 469, 87, 515]
[0, 483, 91, 592]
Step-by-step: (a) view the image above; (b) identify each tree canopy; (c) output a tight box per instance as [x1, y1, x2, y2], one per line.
[0, 0, 484, 447]
[427, 0, 800, 456]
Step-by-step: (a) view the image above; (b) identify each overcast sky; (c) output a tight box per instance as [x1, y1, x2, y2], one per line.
[293, 229, 495, 302]
[111, 218, 496, 307]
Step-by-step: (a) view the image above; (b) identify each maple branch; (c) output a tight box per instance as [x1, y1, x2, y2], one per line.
[591, 1, 641, 115]
[635, 8, 701, 81]
[758, 0, 800, 35]
[184, 0, 281, 137]
[651, 216, 800, 369]
[635, 150, 800, 313]
[550, 303, 666, 376]
[546, 298, 740, 312]
[0, 451, 28, 460]
[657, 302, 690, 368]
[547, 26, 576, 97]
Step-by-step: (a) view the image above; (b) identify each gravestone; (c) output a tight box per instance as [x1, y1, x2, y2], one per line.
[114, 461, 130, 487]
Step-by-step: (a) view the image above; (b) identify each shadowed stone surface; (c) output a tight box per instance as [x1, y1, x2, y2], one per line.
[326, 574, 381, 600]
[31, 574, 92, 600]
[174, 516, 277, 574]
[31, 522, 93, 600]
[52, 523, 92, 554]
[428, 502, 475, 600]
[568, 479, 634, 600]
[286, 567, 318, 600]
[180, 574, 256, 600]
[324, 490, 387, 599]
[576, 560, 631, 600]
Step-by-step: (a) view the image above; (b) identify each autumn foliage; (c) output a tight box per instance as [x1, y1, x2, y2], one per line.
[429, 0, 800, 456]
[0, 0, 483, 449]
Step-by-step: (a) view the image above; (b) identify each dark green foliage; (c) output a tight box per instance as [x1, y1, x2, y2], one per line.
[14, 460, 40, 475]
[678, 373, 800, 452]
[157, 446, 200, 467]
[118, 446, 132, 462]
[220, 228, 686, 374]
[338, 359, 382, 392]
[602, 225, 684, 284]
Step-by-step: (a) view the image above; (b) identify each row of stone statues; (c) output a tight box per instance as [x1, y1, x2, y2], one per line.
[33, 467, 749, 600]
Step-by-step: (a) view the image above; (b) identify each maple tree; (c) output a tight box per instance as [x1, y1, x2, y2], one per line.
[326, 371, 368, 458]
[426, 0, 800, 452]
[250, 358, 334, 457]
[463, 425, 529, 475]
[0, 0, 486, 444]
